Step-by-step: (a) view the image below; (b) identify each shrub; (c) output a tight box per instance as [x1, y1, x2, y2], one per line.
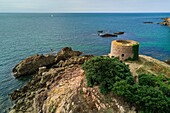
[82, 56, 131, 94]
[82, 56, 170, 112]
[112, 80, 134, 102]
[139, 74, 170, 97]
[138, 74, 160, 87]
[112, 74, 170, 113]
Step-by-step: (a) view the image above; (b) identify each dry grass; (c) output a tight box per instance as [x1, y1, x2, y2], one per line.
[126, 55, 170, 77]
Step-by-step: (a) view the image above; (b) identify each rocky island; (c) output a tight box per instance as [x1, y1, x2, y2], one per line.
[160, 17, 170, 26]
[9, 47, 170, 113]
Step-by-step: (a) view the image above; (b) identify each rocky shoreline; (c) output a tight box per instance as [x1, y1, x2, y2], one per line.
[9, 47, 137, 113]
[10, 47, 91, 112]
[9, 47, 170, 113]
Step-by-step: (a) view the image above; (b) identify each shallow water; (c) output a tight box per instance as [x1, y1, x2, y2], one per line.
[0, 13, 170, 112]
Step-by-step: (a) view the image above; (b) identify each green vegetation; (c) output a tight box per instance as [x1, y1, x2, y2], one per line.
[82, 56, 170, 113]
[112, 74, 170, 113]
[124, 43, 139, 61]
[82, 56, 131, 94]
[132, 44, 139, 60]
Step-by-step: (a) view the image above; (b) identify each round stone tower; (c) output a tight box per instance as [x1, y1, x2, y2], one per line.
[109, 40, 139, 61]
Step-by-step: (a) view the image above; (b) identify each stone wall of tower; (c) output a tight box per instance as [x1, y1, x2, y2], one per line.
[109, 40, 139, 61]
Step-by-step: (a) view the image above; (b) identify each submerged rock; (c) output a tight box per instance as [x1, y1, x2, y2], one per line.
[98, 33, 117, 38]
[97, 30, 103, 33]
[113, 32, 124, 35]
[12, 54, 55, 78]
[143, 22, 154, 24]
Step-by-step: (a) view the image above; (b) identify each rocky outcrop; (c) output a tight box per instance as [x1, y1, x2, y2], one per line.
[12, 47, 82, 78]
[42, 66, 135, 113]
[9, 60, 134, 113]
[9, 49, 93, 113]
[9, 48, 135, 113]
[55, 47, 82, 62]
[12, 54, 56, 78]
[10, 48, 170, 113]
[160, 17, 170, 26]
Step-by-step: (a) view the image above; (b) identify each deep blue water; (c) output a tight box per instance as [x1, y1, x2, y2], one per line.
[0, 13, 170, 112]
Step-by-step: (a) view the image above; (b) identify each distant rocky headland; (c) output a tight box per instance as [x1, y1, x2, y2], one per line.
[9, 47, 170, 113]
[160, 17, 170, 26]
[143, 17, 170, 26]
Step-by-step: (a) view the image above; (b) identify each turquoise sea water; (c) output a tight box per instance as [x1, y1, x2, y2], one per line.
[0, 13, 170, 112]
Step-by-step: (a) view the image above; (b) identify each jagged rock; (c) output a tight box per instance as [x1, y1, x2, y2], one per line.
[42, 66, 135, 113]
[10, 63, 135, 113]
[13, 54, 55, 77]
[12, 47, 82, 78]
[38, 66, 47, 75]
[160, 17, 170, 26]
[9, 50, 94, 113]
[55, 47, 82, 62]
[53, 55, 93, 68]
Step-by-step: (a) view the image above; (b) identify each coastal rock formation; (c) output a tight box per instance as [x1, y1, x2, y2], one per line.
[160, 17, 170, 26]
[9, 48, 170, 113]
[10, 64, 134, 113]
[12, 47, 82, 78]
[55, 47, 82, 62]
[9, 48, 135, 113]
[12, 54, 56, 78]
[42, 66, 134, 113]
